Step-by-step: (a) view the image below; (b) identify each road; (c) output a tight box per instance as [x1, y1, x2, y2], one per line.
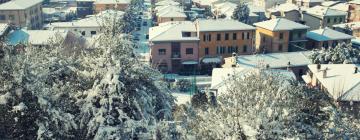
[134, 0, 152, 63]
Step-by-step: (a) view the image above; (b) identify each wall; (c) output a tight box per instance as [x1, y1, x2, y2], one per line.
[150, 41, 199, 73]
[255, 27, 290, 53]
[0, 3, 43, 29]
[349, 3, 360, 22]
[198, 30, 255, 59]
[303, 13, 321, 30]
[94, 3, 129, 13]
[157, 17, 186, 24]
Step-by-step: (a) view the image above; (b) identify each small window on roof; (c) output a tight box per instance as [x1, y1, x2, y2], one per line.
[182, 32, 191, 37]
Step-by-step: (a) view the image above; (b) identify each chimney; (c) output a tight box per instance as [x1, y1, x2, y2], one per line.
[355, 67, 358, 74]
[317, 63, 321, 72]
[322, 67, 328, 78]
[287, 61, 291, 71]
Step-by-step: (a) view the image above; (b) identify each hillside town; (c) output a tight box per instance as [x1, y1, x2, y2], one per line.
[1, 0, 360, 139]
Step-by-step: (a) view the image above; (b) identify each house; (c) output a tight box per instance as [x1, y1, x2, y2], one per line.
[149, 21, 199, 74]
[295, 0, 324, 8]
[302, 5, 347, 30]
[306, 27, 354, 49]
[94, 0, 130, 13]
[247, 4, 267, 25]
[211, 1, 237, 19]
[42, 6, 77, 22]
[333, 21, 360, 38]
[226, 51, 312, 80]
[266, 3, 301, 22]
[148, 19, 256, 74]
[349, 0, 360, 22]
[155, 5, 186, 24]
[303, 64, 360, 116]
[196, 19, 256, 73]
[0, 0, 43, 29]
[192, 0, 219, 8]
[210, 67, 296, 95]
[254, 18, 310, 53]
[45, 10, 124, 37]
[155, 0, 180, 6]
[7, 29, 69, 47]
[252, 0, 287, 10]
[76, 0, 95, 18]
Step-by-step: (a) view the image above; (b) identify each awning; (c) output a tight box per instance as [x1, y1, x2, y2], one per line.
[202, 57, 222, 64]
[182, 60, 198, 65]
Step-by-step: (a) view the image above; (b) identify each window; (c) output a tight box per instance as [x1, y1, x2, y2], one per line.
[247, 32, 250, 39]
[8, 15, 14, 20]
[243, 45, 247, 53]
[216, 46, 220, 54]
[0, 15, 5, 20]
[205, 48, 209, 55]
[171, 18, 174, 21]
[221, 46, 226, 54]
[262, 36, 266, 42]
[327, 18, 330, 23]
[158, 49, 166, 55]
[333, 18, 337, 23]
[81, 31, 86, 36]
[233, 33, 237, 40]
[323, 41, 329, 49]
[227, 46, 232, 53]
[186, 48, 193, 54]
[225, 33, 229, 40]
[279, 44, 283, 51]
[217, 33, 221, 41]
[182, 32, 191, 37]
[203, 34, 206, 41]
[279, 33, 283, 40]
[208, 34, 211, 41]
[339, 17, 343, 22]
[298, 32, 302, 38]
[242, 32, 245, 40]
[90, 31, 97, 35]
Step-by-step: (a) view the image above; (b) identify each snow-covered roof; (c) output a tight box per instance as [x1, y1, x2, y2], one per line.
[349, 0, 360, 5]
[333, 21, 360, 30]
[211, 67, 296, 94]
[7, 29, 68, 46]
[45, 10, 124, 28]
[296, 0, 324, 2]
[0, 0, 42, 10]
[329, 3, 349, 12]
[197, 19, 255, 32]
[157, 6, 186, 18]
[321, 1, 341, 7]
[0, 23, 9, 36]
[307, 64, 360, 101]
[254, 18, 309, 31]
[306, 27, 354, 41]
[149, 21, 199, 42]
[236, 51, 312, 69]
[94, 0, 130, 4]
[304, 5, 347, 18]
[155, 0, 180, 6]
[267, 3, 300, 12]
[212, 1, 237, 19]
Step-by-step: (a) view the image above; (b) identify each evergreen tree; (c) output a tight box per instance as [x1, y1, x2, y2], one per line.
[232, 3, 250, 23]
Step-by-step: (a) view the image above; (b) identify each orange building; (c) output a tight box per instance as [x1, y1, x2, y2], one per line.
[254, 18, 309, 53]
[196, 19, 256, 62]
[94, 0, 130, 13]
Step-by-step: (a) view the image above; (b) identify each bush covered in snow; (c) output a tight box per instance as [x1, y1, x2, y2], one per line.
[175, 79, 192, 92]
[309, 42, 360, 64]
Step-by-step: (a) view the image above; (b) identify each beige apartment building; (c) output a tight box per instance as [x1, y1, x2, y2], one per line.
[0, 0, 43, 29]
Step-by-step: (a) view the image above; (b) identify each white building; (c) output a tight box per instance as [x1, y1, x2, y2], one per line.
[45, 10, 124, 37]
[252, 0, 287, 9]
[302, 5, 347, 30]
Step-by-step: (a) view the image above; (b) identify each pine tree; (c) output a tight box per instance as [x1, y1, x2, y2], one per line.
[232, 3, 250, 23]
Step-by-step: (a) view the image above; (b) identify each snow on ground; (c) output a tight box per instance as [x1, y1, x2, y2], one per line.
[172, 92, 192, 105]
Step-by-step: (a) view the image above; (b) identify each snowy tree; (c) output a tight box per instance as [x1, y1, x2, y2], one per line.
[232, 3, 250, 23]
[178, 70, 360, 139]
[0, 8, 177, 139]
[309, 42, 360, 64]
[119, 0, 144, 33]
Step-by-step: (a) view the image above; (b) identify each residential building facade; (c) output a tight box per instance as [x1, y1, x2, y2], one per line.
[295, 0, 324, 8]
[94, 0, 130, 13]
[0, 0, 43, 29]
[333, 22, 360, 38]
[252, 0, 287, 10]
[349, 0, 360, 22]
[76, 0, 95, 18]
[149, 21, 199, 73]
[306, 27, 354, 49]
[302, 6, 347, 30]
[267, 3, 301, 22]
[254, 18, 309, 53]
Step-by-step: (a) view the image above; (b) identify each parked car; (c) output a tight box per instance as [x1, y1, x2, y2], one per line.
[142, 22, 147, 26]
[145, 34, 149, 39]
[134, 36, 140, 41]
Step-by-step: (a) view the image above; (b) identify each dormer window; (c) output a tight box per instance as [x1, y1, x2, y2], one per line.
[182, 32, 191, 37]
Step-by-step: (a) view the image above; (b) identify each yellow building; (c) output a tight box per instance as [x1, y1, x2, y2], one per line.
[254, 18, 309, 53]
